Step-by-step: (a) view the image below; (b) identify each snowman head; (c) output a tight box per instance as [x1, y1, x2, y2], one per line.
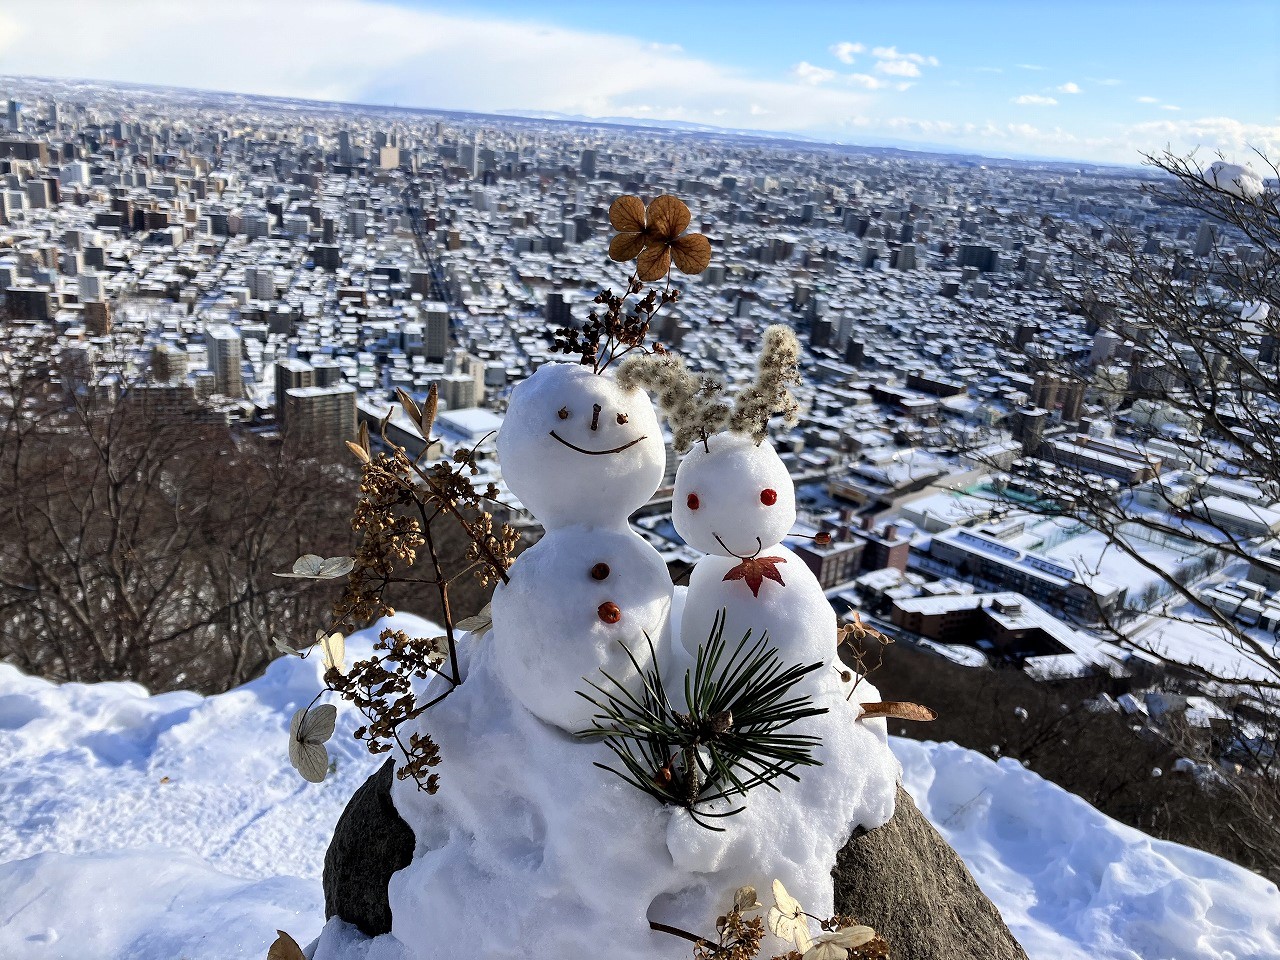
[672, 431, 796, 557]
[498, 362, 665, 528]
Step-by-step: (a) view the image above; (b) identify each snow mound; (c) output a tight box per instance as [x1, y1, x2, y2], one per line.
[0, 613, 434, 959]
[896, 738, 1280, 960]
[0, 614, 1275, 959]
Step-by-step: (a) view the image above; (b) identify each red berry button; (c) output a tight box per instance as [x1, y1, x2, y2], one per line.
[590, 562, 611, 581]
[598, 602, 622, 624]
[760, 488, 778, 505]
[687, 493, 700, 510]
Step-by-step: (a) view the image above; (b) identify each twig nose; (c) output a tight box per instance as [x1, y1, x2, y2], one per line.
[591, 404, 602, 431]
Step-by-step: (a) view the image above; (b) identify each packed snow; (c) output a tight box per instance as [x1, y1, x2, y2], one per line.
[0, 626, 1278, 959]
[342, 359, 900, 960]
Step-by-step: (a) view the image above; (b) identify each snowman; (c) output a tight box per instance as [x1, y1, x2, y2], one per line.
[311, 359, 692, 960]
[622, 327, 900, 941]
[489, 360, 675, 732]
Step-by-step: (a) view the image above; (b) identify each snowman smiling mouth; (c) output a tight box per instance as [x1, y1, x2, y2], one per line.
[714, 533, 764, 560]
[548, 431, 647, 456]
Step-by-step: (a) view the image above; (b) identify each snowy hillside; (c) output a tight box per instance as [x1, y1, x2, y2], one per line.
[0, 614, 1277, 960]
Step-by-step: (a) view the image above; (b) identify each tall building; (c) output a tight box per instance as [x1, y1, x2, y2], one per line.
[282, 383, 357, 455]
[244, 265, 275, 301]
[205, 324, 244, 398]
[1194, 221, 1216, 257]
[78, 270, 102, 302]
[580, 148, 597, 177]
[274, 358, 315, 428]
[422, 301, 450, 361]
[6, 100, 19, 132]
[150, 344, 189, 384]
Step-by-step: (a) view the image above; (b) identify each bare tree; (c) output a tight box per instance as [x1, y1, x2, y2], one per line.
[0, 330, 353, 692]
[973, 150, 1280, 687]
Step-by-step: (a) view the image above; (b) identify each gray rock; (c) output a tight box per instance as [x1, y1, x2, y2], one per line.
[833, 785, 1029, 960]
[324, 774, 1028, 958]
[323, 759, 415, 937]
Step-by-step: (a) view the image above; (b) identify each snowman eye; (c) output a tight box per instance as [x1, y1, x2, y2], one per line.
[760, 488, 778, 506]
[687, 493, 700, 510]
[558, 407, 569, 420]
[616, 413, 629, 425]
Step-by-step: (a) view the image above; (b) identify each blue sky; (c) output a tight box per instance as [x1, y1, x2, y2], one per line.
[1, 0, 1276, 163]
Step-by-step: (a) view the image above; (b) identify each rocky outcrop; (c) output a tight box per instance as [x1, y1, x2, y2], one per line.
[324, 772, 1028, 958]
[323, 759, 414, 937]
[833, 785, 1028, 960]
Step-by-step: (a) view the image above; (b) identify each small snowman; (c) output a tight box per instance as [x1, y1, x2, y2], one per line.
[622, 327, 900, 941]
[489, 360, 674, 732]
[622, 326, 839, 690]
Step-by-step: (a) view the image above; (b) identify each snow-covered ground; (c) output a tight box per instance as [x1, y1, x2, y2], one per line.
[1, 614, 1277, 960]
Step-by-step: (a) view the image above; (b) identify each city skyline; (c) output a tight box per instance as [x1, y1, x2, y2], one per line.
[0, 0, 1275, 165]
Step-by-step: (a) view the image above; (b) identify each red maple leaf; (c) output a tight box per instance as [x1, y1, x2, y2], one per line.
[722, 555, 787, 598]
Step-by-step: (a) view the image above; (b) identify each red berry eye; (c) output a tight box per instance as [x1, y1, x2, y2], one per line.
[687, 493, 700, 510]
[760, 488, 778, 506]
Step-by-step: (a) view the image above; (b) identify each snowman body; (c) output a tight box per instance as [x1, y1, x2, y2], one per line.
[489, 362, 675, 731]
[664, 430, 898, 929]
[672, 432, 838, 690]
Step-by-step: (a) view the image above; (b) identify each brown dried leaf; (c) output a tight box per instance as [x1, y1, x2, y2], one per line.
[358, 419, 371, 455]
[266, 929, 307, 960]
[671, 232, 712, 274]
[637, 244, 672, 281]
[609, 195, 646, 233]
[859, 701, 937, 722]
[396, 387, 422, 426]
[609, 231, 648, 263]
[345, 440, 371, 464]
[422, 382, 439, 437]
[646, 194, 691, 238]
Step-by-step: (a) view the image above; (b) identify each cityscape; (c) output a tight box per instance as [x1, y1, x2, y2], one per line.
[0, 30, 1278, 959]
[1, 74, 1270, 684]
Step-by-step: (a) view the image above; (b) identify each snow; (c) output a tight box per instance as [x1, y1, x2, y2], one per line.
[0, 612, 437, 960]
[0, 641, 1278, 959]
[897, 738, 1280, 960]
[496, 362, 666, 528]
[1202, 161, 1265, 200]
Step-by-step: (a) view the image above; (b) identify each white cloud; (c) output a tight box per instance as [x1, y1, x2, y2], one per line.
[847, 74, 889, 90]
[0, 0, 877, 134]
[1137, 96, 1160, 104]
[1013, 94, 1058, 106]
[870, 46, 939, 67]
[1161, 104, 1182, 111]
[829, 41, 864, 64]
[793, 61, 837, 85]
[876, 59, 921, 78]
[1058, 82, 1081, 94]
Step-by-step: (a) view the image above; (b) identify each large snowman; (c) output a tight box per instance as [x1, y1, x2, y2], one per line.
[490, 361, 675, 731]
[310, 361, 697, 960]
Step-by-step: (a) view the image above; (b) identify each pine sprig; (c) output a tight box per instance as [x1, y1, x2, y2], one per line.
[576, 611, 827, 830]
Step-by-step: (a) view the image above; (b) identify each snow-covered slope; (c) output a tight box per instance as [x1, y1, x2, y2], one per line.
[0, 615, 1277, 960]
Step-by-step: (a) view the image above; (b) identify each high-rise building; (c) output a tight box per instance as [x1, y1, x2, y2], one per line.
[150, 344, 189, 384]
[580, 148, 597, 177]
[6, 100, 19, 132]
[205, 324, 244, 398]
[244, 265, 275, 301]
[1194, 221, 1216, 257]
[77, 270, 101, 302]
[422, 301, 450, 361]
[274, 358, 315, 428]
[282, 383, 357, 455]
